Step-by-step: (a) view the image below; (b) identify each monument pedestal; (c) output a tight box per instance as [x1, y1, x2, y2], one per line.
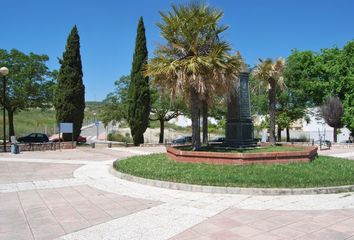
[225, 72, 256, 148]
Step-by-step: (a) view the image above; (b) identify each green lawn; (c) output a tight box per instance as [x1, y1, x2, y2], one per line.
[114, 154, 354, 188]
[0, 109, 57, 138]
[177, 145, 305, 153]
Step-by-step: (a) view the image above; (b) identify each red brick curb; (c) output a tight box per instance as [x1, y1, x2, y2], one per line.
[166, 146, 318, 165]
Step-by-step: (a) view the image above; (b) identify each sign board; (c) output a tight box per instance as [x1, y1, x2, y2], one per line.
[95, 121, 99, 127]
[59, 123, 73, 133]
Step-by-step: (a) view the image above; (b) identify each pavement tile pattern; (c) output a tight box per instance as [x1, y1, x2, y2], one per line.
[171, 208, 354, 240]
[1, 147, 354, 240]
[0, 185, 161, 240]
[0, 162, 81, 184]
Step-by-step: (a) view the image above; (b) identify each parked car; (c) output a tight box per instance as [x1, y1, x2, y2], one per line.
[50, 134, 87, 143]
[76, 135, 87, 144]
[314, 140, 332, 148]
[17, 133, 49, 143]
[171, 136, 192, 145]
[208, 136, 225, 145]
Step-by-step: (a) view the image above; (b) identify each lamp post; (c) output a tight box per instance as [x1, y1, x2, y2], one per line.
[0, 67, 9, 152]
[93, 112, 99, 140]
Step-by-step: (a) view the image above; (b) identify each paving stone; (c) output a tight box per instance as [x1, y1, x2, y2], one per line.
[0, 162, 81, 184]
[2, 147, 354, 240]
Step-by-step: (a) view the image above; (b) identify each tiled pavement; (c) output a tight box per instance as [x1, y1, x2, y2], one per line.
[0, 147, 354, 240]
[171, 209, 354, 240]
[0, 162, 82, 184]
[0, 186, 161, 240]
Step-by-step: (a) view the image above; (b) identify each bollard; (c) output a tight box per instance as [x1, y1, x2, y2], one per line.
[11, 144, 20, 154]
[108, 142, 112, 148]
[91, 142, 95, 148]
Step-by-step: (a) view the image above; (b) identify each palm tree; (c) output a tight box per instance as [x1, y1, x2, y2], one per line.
[252, 58, 285, 145]
[146, 3, 243, 149]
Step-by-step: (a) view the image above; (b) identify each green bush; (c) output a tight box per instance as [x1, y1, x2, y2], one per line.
[108, 131, 132, 143]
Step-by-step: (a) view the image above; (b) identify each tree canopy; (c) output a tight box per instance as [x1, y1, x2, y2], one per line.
[146, 2, 243, 149]
[252, 58, 285, 145]
[284, 40, 354, 134]
[0, 48, 54, 137]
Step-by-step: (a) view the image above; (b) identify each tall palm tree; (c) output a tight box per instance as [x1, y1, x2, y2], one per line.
[146, 3, 243, 149]
[252, 58, 285, 145]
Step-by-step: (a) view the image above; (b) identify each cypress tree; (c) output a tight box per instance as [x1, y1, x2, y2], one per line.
[127, 17, 150, 146]
[55, 25, 85, 141]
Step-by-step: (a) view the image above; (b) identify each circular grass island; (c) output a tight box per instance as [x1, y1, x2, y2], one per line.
[114, 145, 354, 189]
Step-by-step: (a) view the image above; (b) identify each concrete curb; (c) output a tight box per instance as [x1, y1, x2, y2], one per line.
[110, 167, 354, 196]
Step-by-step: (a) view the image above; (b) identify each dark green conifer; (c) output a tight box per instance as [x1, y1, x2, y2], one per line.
[127, 17, 150, 146]
[55, 25, 85, 141]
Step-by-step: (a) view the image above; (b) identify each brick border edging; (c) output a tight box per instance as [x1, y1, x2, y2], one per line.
[109, 167, 354, 196]
[166, 145, 318, 165]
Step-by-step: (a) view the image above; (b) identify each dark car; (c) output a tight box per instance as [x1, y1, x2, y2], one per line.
[171, 136, 192, 145]
[209, 136, 225, 144]
[76, 136, 87, 144]
[315, 139, 332, 148]
[17, 133, 49, 143]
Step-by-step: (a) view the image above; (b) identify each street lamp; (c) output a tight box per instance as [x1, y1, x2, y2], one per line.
[93, 112, 99, 140]
[0, 67, 9, 153]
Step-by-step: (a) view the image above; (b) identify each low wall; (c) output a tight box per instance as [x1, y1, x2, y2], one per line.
[17, 142, 76, 151]
[166, 146, 318, 165]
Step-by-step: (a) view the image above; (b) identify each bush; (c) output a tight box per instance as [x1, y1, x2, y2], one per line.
[108, 131, 133, 143]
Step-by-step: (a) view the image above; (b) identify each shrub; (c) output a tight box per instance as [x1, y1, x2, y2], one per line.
[108, 131, 133, 143]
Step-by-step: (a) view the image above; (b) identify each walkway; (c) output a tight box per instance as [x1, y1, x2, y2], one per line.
[0, 147, 353, 240]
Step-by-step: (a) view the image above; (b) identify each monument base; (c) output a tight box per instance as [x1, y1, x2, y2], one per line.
[225, 120, 256, 148]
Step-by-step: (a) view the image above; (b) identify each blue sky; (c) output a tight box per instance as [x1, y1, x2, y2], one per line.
[1, 0, 354, 101]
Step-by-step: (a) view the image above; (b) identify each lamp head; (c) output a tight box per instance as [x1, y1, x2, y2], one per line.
[0, 67, 9, 76]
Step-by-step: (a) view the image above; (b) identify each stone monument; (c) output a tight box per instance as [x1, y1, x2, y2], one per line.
[225, 72, 256, 148]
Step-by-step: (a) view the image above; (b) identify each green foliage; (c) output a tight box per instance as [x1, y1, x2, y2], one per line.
[147, 2, 243, 149]
[115, 154, 354, 188]
[0, 48, 54, 136]
[108, 131, 132, 143]
[285, 50, 326, 106]
[285, 40, 354, 134]
[100, 75, 130, 127]
[252, 58, 285, 145]
[340, 41, 354, 131]
[150, 85, 187, 143]
[55, 26, 85, 141]
[127, 17, 151, 146]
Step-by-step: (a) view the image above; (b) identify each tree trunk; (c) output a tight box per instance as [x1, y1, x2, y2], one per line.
[277, 127, 282, 142]
[268, 79, 276, 145]
[8, 110, 15, 140]
[286, 127, 290, 142]
[202, 100, 208, 145]
[159, 118, 164, 144]
[190, 88, 201, 150]
[333, 127, 337, 143]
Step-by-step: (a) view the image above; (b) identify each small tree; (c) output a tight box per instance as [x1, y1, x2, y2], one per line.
[0, 49, 54, 138]
[252, 58, 286, 145]
[100, 75, 130, 127]
[55, 26, 85, 141]
[127, 17, 150, 146]
[321, 96, 344, 143]
[146, 3, 243, 149]
[150, 86, 185, 143]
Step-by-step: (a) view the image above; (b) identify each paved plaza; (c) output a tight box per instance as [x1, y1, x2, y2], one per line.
[0, 146, 354, 240]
